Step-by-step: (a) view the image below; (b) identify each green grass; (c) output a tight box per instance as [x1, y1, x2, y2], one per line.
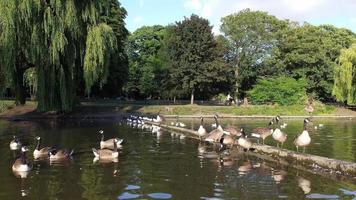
[0, 100, 15, 113]
[114, 103, 336, 116]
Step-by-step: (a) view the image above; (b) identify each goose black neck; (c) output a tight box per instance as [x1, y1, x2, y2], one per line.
[113, 140, 117, 151]
[101, 133, 104, 141]
[36, 138, 41, 150]
[303, 123, 307, 130]
[200, 118, 203, 125]
[214, 117, 219, 127]
[21, 151, 27, 164]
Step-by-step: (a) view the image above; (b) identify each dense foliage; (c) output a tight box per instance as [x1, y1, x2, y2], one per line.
[333, 44, 356, 105]
[166, 15, 231, 104]
[248, 77, 307, 105]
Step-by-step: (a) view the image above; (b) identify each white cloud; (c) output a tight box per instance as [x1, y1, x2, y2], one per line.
[184, 0, 202, 10]
[183, 0, 356, 34]
[134, 16, 143, 23]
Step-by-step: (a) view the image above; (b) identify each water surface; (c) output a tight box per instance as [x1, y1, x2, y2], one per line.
[0, 118, 355, 199]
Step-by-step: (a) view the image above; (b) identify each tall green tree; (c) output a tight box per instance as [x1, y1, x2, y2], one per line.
[0, 0, 126, 112]
[220, 9, 287, 100]
[125, 25, 168, 99]
[167, 14, 230, 104]
[268, 24, 356, 101]
[332, 44, 356, 105]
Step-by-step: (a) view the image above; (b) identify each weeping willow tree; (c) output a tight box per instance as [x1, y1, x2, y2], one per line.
[0, 0, 123, 112]
[332, 44, 356, 105]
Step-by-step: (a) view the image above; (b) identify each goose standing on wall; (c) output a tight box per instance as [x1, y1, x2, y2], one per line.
[153, 111, 165, 123]
[294, 118, 311, 153]
[92, 138, 119, 160]
[12, 146, 32, 172]
[99, 130, 124, 149]
[251, 120, 274, 144]
[204, 115, 224, 143]
[33, 136, 53, 159]
[10, 135, 22, 150]
[272, 116, 287, 148]
[237, 128, 253, 152]
[224, 125, 242, 137]
[197, 117, 207, 140]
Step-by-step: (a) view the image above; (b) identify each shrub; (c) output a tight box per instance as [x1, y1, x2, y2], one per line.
[248, 77, 307, 105]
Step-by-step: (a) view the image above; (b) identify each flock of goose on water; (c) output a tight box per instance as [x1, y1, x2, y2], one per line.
[9, 130, 124, 176]
[9, 113, 322, 177]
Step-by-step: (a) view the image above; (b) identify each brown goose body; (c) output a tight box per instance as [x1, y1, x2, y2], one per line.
[224, 125, 242, 137]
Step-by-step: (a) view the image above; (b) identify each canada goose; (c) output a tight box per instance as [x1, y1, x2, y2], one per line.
[92, 138, 119, 159]
[237, 129, 253, 151]
[10, 135, 22, 150]
[33, 136, 53, 159]
[251, 120, 274, 144]
[204, 115, 224, 143]
[12, 146, 32, 172]
[224, 125, 242, 137]
[99, 130, 124, 149]
[272, 128, 287, 148]
[197, 117, 207, 140]
[153, 111, 165, 123]
[49, 148, 74, 160]
[219, 134, 236, 149]
[272, 116, 287, 148]
[294, 118, 311, 153]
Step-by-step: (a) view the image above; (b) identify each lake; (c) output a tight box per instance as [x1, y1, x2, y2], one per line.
[0, 118, 355, 199]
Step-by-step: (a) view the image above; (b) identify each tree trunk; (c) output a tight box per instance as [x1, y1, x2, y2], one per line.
[173, 96, 176, 104]
[13, 65, 26, 105]
[234, 66, 239, 107]
[190, 89, 194, 105]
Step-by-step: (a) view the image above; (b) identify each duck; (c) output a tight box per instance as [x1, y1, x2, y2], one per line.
[49, 148, 74, 160]
[10, 135, 22, 150]
[92, 138, 119, 159]
[12, 146, 32, 172]
[99, 130, 124, 149]
[204, 115, 224, 143]
[197, 117, 207, 140]
[251, 120, 274, 144]
[33, 136, 53, 159]
[237, 128, 253, 151]
[294, 118, 311, 153]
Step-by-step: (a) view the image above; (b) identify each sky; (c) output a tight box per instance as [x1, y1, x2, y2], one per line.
[121, 0, 356, 34]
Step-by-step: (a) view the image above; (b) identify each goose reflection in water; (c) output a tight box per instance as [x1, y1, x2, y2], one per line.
[272, 169, 287, 184]
[298, 176, 311, 194]
[12, 171, 30, 197]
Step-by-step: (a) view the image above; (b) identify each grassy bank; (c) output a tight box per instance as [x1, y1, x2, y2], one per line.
[2, 100, 355, 118]
[0, 100, 15, 113]
[112, 103, 337, 116]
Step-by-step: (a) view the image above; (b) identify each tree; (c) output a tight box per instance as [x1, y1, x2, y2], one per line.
[0, 1, 126, 112]
[167, 14, 230, 104]
[332, 44, 356, 105]
[220, 9, 288, 100]
[125, 25, 167, 99]
[267, 24, 356, 101]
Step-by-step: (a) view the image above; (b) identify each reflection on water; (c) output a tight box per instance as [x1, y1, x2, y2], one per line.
[0, 119, 355, 199]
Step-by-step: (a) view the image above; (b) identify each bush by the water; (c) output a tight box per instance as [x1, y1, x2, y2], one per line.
[248, 77, 307, 105]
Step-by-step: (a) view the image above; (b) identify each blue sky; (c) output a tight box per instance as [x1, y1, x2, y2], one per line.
[121, 0, 356, 34]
